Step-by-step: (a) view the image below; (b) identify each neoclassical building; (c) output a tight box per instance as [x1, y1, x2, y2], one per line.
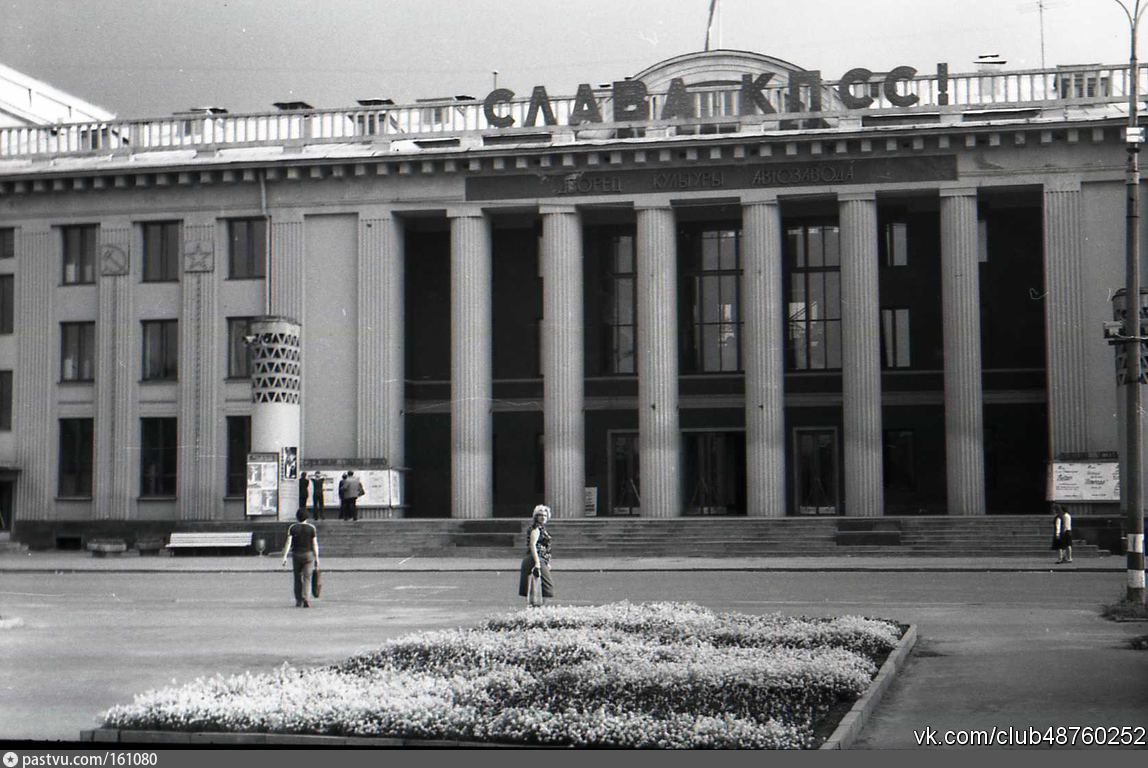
[0, 49, 1134, 538]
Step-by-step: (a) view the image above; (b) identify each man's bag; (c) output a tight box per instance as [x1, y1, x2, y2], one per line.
[312, 567, 322, 598]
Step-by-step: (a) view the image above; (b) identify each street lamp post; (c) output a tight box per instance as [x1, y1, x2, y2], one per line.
[1115, 0, 1148, 604]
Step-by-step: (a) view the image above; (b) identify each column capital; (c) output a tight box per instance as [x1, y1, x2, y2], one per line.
[740, 192, 781, 207]
[939, 186, 980, 199]
[1044, 177, 1082, 193]
[632, 195, 675, 211]
[446, 205, 487, 220]
[837, 191, 877, 203]
[539, 203, 580, 216]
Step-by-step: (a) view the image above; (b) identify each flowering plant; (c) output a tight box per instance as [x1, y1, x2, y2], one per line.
[105, 602, 903, 749]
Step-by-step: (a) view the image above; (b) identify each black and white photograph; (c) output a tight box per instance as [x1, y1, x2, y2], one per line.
[0, 0, 1146, 756]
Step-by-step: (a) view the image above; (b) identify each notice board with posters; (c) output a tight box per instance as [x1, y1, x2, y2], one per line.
[1046, 459, 1120, 502]
[302, 458, 403, 509]
[246, 452, 280, 516]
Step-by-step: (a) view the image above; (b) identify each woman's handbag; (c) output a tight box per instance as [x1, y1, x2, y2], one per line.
[311, 567, 322, 598]
[527, 570, 542, 607]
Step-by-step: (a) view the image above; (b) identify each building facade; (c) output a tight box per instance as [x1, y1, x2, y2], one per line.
[0, 50, 1135, 536]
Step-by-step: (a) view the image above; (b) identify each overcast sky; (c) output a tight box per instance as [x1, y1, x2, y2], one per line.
[0, 0, 1137, 118]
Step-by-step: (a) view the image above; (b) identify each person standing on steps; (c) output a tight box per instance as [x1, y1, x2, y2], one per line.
[1053, 503, 1074, 564]
[281, 508, 320, 607]
[342, 470, 365, 521]
[310, 471, 326, 521]
[298, 471, 309, 518]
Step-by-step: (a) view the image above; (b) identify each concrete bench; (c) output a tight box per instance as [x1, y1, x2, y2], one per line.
[166, 532, 253, 553]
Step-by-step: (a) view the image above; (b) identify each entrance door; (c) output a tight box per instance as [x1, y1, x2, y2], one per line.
[609, 432, 640, 516]
[793, 428, 839, 515]
[0, 481, 12, 531]
[684, 431, 746, 515]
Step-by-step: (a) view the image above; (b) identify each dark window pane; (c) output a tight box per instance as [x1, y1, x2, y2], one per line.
[61, 322, 96, 381]
[0, 229, 14, 260]
[0, 370, 11, 431]
[140, 417, 178, 496]
[62, 225, 97, 285]
[229, 219, 266, 279]
[226, 416, 251, 496]
[0, 275, 12, 334]
[58, 418, 94, 496]
[142, 320, 178, 380]
[228, 318, 253, 378]
[143, 222, 180, 282]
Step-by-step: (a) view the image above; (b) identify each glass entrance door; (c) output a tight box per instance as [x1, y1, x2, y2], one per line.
[610, 432, 641, 516]
[794, 428, 839, 515]
[684, 431, 746, 515]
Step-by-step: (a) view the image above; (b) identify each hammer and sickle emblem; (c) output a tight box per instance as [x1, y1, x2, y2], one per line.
[99, 244, 129, 276]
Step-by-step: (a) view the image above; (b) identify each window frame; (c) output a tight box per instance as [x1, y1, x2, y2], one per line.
[786, 222, 842, 372]
[140, 417, 178, 497]
[882, 221, 909, 267]
[141, 319, 179, 382]
[61, 224, 98, 285]
[225, 415, 251, 497]
[0, 370, 11, 431]
[683, 227, 743, 374]
[227, 317, 254, 379]
[0, 274, 12, 335]
[601, 232, 638, 375]
[141, 221, 181, 283]
[880, 307, 912, 369]
[227, 218, 267, 280]
[0, 228, 14, 260]
[60, 321, 96, 382]
[58, 417, 94, 497]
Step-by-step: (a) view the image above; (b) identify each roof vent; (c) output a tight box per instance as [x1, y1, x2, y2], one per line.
[356, 98, 394, 106]
[272, 101, 314, 111]
[975, 54, 1007, 71]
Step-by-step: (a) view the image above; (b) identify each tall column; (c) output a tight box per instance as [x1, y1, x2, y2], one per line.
[269, 214, 304, 322]
[95, 224, 137, 521]
[178, 221, 221, 520]
[839, 193, 885, 517]
[449, 208, 493, 519]
[1042, 180, 1089, 455]
[940, 188, 986, 516]
[540, 205, 585, 519]
[14, 227, 55, 522]
[636, 204, 681, 518]
[358, 212, 405, 467]
[742, 198, 787, 517]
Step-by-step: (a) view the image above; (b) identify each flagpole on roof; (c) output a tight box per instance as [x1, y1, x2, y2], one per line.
[705, 0, 719, 51]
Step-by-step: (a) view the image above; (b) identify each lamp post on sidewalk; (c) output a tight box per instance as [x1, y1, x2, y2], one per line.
[1114, 0, 1148, 604]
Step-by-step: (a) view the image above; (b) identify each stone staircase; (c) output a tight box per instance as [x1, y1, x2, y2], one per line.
[0, 531, 28, 553]
[308, 516, 1113, 559]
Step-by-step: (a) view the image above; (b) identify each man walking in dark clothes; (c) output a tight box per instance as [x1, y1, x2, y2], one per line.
[298, 471, 309, 516]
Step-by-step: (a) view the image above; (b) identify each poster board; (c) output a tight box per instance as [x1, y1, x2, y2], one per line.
[1046, 461, 1120, 502]
[584, 487, 598, 517]
[303, 458, 403, 509]
[246, 452, 280, 517]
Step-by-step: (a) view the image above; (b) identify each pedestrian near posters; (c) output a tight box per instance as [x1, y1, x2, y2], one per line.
[341, 471, 366, 521]
[310, 471, 326, 521]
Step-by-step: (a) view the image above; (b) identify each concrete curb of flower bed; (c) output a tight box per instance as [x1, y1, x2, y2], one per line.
[0, 616, 23, 629]
[80, 624, 920, 750]
[819, 624, 918, 751]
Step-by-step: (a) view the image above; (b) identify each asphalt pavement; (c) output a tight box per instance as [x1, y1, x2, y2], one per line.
[0, 550, 1144, 749]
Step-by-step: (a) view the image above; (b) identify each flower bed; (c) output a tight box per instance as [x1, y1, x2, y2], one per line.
[104, 602, 904, 749]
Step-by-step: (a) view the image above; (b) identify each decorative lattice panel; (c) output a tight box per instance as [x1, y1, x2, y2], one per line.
[252, 331, 301, 404]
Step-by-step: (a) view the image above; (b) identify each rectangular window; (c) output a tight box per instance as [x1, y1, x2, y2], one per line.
[881, 308, 911, 368]
[883, 222, 908, 267]
[0, 275, 12, 334]
[62, 225, 97, 285]
[787, 224, 842, 371]
[883, 430, 915, 491]
[226, 415, 251, 496]
[58, 418, 94, 497]
[142, 221, 181, 282]
[0, 371, 11, 431]
[227, 317, 254, 378]
[0, 228, 13, 259]
[61, 322, 96, 381]
[603, 233, 637, 374]
[685, 229, 742, 373]
[228, 218, 266, 279]
[141, 320, 179, 381]
[140, 417, 178, 496]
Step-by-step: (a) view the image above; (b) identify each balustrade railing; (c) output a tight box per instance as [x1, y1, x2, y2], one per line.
[1, 63, 1142, 159]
